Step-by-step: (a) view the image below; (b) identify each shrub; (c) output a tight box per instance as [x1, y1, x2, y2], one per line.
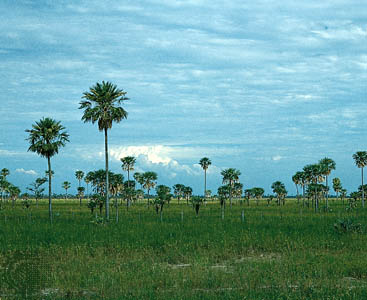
[334, 218, 362, 233]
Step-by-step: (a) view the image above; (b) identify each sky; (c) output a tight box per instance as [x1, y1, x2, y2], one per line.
[1, 0, 366, 195]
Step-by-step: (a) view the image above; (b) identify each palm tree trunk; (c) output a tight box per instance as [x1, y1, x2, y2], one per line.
[295, 184, 299, 204]
[362, 168, 365, 208]
[47, 156, 52, 222]
[325, 175, 329, 210]
[104, 128, 110, 220]
[315, 179, 318, 212]
[229, 182, 232, 208]
[127, 168, 130, 208]
[116, 196, 119, 223]
[204, 169, 207, 197]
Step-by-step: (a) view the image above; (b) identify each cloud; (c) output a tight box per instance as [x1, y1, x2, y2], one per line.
[108, 145, 218, 177]
[272, 155, 283, 161]
[109, 145, 173, 165]
[0, 149, 30, 157]
[15, 168, 38, 176]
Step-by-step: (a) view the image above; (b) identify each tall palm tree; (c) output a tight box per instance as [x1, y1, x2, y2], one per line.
[183, 186, 193, 205]
[75, 170, 84, 187]
[173, 183, 185, 204]
[142, 171, 157, 206]
[199, 157, 211, 197]
[79, 81, 128, 219]
[1, 168, 9, 179]
[62, 181, 71, 199]
[121, 156, 136, 207]
[221, 168, 241, 207]
[353, 151, 367, 208]
[77, 186, 85, 206]
[292, 171, 303, 204]
[271, 181, 287, 206]
[9, 184, 21, 207]
[26, 118, 69, 221]
[319, 157, 336, 210]
[303, 163, 323, 211]
[85, 171, 94, 200]
[332, 177, 342, 201]
[75, 170, 85, 206]
[1, 168, 10, 203]
[133, 172, 144, 189]
[298, 171, 306, 207]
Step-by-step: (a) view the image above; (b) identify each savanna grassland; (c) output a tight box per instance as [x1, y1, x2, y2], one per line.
[1, 199, 367, 299]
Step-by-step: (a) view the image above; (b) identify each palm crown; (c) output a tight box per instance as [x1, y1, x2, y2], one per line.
[199, 157, 211, 170]
[1, 168, 9, 179]
[75, 170, 85, 182]
[143, 172, 158, 190]
[79, 81, 128, 131]
[319, 157, 336, 176]
[121, 156, 136, 172]
[26, 118, 69, 158]
[221, 168, 241, 186]
[353, 151, 367, 168]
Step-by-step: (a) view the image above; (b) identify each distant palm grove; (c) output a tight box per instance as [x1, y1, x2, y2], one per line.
[0, 81, 366, 221]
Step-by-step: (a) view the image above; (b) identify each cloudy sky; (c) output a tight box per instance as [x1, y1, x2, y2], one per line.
[1, 0, 366, 195]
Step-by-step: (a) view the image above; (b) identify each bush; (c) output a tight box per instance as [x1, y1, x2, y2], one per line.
[334, 218, 362, 233]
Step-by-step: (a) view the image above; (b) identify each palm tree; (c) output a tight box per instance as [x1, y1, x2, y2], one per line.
[154, 185, 171, 218]
[26, 118, 69, 221]
[353, 151, 367, 208]
[292, 172, 303, 204]
[1, 168, 10, 203]
[319, 157, 336, 210]
[1, 168, 9, 179]
[9, 184, 21, 207]
[79, 81, 128, 219]
[85, 171, 94, 200]
[173, 184, 185, 204]
[75, 170, 85, 205]
[271, 181, 287, 206]
[121, 156, 136, 207]
[142, 171, 158, 206]
[252, 187, 264, 206]
[199, 157, 211, 197]
[77, 186, 85, 205]
[340, 188, 347, 205]
[221, 168, 241, 208]
[27, 177, 47, 207]
[244, 188, 253, 206]
[218, 185, 231, 209]
[332, 177, 342, 201]
[183, 186, 193, 205]
[304, 163, 323, 211]
[75, 170, 84, 187]
[134, 172, 144, 189]
[62, 181, 71, 199]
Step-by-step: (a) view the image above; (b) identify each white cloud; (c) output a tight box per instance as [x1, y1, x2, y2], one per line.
[15, 168, 38, 176]
[272, 155, 283, 161]
[311, 25, 367, 41]
[110, 145, 173, 165]
[0, 149, 29, 157]
[108, 145, 222, 177]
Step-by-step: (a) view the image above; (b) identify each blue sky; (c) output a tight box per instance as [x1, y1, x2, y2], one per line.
[1, 0, 366, 195]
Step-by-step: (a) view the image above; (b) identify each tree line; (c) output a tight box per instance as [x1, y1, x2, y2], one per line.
[1, 81, 364, 221]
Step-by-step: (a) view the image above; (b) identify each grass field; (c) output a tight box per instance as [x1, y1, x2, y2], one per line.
[1, 198, 367, 299]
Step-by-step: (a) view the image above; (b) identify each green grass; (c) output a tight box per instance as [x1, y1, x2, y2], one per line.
[1, 198, 367, 299]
